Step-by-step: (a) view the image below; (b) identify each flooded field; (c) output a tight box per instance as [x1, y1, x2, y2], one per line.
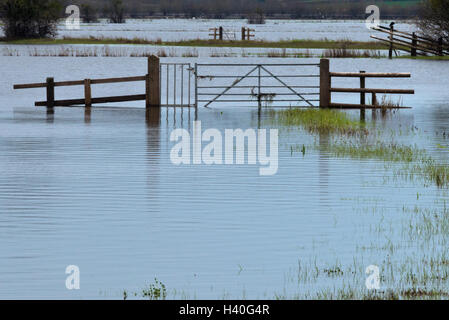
[1, 55, 449, 299]
[0, 19, 416, 42]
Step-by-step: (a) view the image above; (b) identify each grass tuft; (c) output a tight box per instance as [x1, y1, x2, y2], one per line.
[274, 109, 367, 136]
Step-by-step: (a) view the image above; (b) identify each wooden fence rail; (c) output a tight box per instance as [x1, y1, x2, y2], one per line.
[371, 24, 448, 58]
[320, 59, 414, 110]
[13, 56, 161, 109]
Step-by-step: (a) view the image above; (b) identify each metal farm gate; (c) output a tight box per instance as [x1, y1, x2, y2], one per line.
[160, 62, 195, 107]
[194, 63, 321, 108]
[158, 62, 320, 108]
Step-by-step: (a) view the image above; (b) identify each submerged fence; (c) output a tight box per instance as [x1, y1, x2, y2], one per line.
[209, 26, 255, 41]
[195, 63, 320, 108]
[319, 59, 414, 109]
[14, 56, 161, 109]
[13, 57, 415, 111]
[371, 25, 449, 58]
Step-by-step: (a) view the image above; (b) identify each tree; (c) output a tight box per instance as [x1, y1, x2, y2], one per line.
[107, 0, 125, 23]
[81, 3, 98, 23]
[417, 0, 449, 43]
[0, 0, 62, 39]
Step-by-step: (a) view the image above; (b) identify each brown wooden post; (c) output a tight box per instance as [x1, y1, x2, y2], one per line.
[438, 37, 443, 56]
[46, 77, 55, 108]
[148, 55, 160, 107]
[389, 25, 394, 59]
[411, 32, 417, 57]
[319, 59, 330, 108]
[372, 93, 377, 106]
[219, 26, 223, 40]
[46, 77, 55, 114]
[84, 79, 91, 107]
[360, 71, 366, 105]
[242, 27, 246, 41]
[360, 71, 366, 120]
[145, 74, 150, 108]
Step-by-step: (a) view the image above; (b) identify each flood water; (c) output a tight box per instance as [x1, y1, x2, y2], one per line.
[1, 55, 449, 299]
[0, 19, 416, 42]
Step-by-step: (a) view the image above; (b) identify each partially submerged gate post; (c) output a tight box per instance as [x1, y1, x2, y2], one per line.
[84, 78, 92, 122]
[46, 77, 55, 115]
[319, 59, 330, 108]
[360, 71, 366, 121]
[389, 24, 394, 59]
[148, 55, 161, 108]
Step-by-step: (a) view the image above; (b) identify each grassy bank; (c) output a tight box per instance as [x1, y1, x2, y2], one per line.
[1, 36, 390, 50]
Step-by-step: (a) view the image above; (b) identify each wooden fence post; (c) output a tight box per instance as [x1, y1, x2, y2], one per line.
[148, 55, 160, 107]
[389, 25, 394, 59]
[46, 77, 55, 113]
[438, 37, 443, 56]
[360, 71, 366, 121]
[242, 27, 246, 40]
[360, 71, 366, 105]
[411, 32, 417, 57]
[219, 26, 223, 40]
[84, 79, 91, 107]
[319, 59, 330, 108]
[145, 74, 150, 108]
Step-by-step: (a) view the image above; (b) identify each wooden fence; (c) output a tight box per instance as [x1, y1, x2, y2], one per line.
[13, 57, 415, 112]
[209, 26, 255, 40]
[14, 55, 161, 109]
[371, 25, 449, 58]
[241, 27, 255, 41]
[319, 59, 414, 109]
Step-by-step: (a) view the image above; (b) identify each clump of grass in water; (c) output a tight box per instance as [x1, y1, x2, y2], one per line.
[141, 278, 167, 300]
[322, 47, 384, 58]
[376, 95, 403, 109]
[405, 158, 449, 188]
[326, 141, 425, 163]
[322, 141, 449, 188]
[275, 109, 367, 136]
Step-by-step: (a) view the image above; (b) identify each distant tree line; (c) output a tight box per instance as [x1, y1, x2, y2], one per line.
[62, 0, 422, 20]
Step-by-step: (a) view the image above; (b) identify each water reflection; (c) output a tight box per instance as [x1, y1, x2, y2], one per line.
[84, 107, 91, 124]
[318, 132, 330, 209]
[46, 107, 54, 123]
[145, 107, 161, 206]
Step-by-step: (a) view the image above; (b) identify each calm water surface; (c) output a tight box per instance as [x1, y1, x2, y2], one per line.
[1, 56, 449, 299]
[0, 19, 416, 42]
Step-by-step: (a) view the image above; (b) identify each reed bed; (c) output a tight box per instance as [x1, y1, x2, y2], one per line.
[322, 48, 384, 58]
[1, 45, 315, 58]
[3, 36, 389, 50]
